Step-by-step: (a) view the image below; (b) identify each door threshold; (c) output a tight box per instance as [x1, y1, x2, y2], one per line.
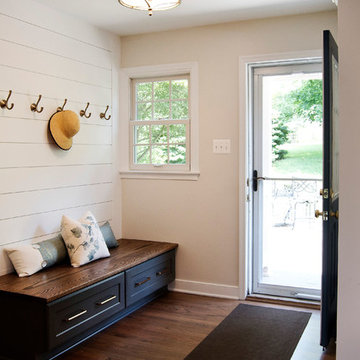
[246, 294, 320, 310]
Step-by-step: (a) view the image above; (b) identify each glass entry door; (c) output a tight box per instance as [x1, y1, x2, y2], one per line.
[251, 60, 323, 300]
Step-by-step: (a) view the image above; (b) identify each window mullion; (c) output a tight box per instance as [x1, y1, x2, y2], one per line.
[149, 122, 153, 164]
[169, 79, 173, 120]
[167, 125, 170, 164]
[131, 119, 189, 125]
[187, 121, 190, 167]
[151, 81, 154, 121]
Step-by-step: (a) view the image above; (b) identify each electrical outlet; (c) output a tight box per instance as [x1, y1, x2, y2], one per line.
[213, 139, 231, 154]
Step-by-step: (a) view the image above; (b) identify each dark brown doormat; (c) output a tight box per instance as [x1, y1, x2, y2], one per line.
[185, 303, 311, 360]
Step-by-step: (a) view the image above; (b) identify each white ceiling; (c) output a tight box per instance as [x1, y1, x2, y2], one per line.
[33, 0, 336, 36]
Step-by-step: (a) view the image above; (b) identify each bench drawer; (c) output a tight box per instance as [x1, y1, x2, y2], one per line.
[126, 250, 175, 306]
[47, 272, 125, 349]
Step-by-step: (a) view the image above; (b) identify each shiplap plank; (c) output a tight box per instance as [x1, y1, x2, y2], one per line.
[0, 183, 113, 220]
[0, 144, 112, 168]
[0, 10, 113, 68]
[0, 65, 112, 105]
[0, 165, 113, 194]
[0, 118, 112, 145]
[0, 39, 111, 89]
[0, 0, 117, 275]
[0, 92, 113, 126]
[0, 201, 112, 247]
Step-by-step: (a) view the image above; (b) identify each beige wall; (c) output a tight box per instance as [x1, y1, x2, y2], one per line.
[120, 11, 337, 295]
[337, 0, 360, 357]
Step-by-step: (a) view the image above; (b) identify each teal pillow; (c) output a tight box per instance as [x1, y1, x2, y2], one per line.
[100, 222, 118, 249]
[37, 234, 67, 267]
[5, 234, 67, 277]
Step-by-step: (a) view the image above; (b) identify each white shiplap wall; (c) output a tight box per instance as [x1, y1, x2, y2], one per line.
[0, 0, 121, 275]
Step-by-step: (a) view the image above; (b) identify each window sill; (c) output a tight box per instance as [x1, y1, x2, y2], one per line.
[119, 170, 200, 181]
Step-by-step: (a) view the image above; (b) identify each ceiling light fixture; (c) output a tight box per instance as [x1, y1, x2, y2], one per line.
[118, 0, 181, 16]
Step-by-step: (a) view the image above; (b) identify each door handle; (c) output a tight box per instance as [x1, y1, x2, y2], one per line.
[253, 170, 266, 192]
[315, 210, 329, 221]
[330, 210, 339, 219]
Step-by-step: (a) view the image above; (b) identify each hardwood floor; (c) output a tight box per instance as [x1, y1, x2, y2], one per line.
[58, 292, 336, 360]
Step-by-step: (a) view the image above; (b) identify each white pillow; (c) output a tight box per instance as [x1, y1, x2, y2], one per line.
[5, 244, 46, 277]
[61, 211, 110, 267]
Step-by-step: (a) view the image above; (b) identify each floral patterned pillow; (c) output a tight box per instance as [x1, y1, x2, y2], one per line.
[61, 211, 110, 267]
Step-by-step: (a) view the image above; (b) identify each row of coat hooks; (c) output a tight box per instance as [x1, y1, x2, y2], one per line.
[0, 90, 111, 120]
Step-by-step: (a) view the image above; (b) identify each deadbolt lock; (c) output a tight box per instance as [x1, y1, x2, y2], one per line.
[315, 210, 329, 221]
[320, 188, 329, 199]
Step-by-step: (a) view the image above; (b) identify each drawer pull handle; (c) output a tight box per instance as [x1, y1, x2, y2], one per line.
[65, 309, 87, 322]
[135, 277, 151, 287]
[97, 295, 117, 306]
[156, 268, 169, 276]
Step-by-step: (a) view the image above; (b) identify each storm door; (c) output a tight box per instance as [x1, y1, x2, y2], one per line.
[251, 60, 323, 299]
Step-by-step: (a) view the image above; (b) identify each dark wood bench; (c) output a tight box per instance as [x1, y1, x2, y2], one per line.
[0, 239, 178, 360]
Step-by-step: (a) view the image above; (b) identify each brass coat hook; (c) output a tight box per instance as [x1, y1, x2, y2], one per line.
[30, 94, 44, 113]
[57, 98, 67, 112]
[0, 90, 14, 110]
[80, 102, 91, 118]
[100, 105, 111, 120]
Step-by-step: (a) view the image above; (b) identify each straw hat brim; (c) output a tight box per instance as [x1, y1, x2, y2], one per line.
[49, 111, 77, 150]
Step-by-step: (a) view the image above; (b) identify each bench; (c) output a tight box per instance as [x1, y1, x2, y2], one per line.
[0, 239, 178, 360]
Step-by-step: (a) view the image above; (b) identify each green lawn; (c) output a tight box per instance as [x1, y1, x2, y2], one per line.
[272, 143, 322, 177]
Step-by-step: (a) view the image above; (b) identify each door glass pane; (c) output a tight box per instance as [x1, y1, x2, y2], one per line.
[261, 179, 322, 290]
[254, 67, 323, 297]
[263, 73, 323, 178]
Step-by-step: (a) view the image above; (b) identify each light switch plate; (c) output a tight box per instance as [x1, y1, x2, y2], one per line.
[213, 139, 231, 154]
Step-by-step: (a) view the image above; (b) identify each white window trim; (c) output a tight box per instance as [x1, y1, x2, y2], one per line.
[119, 62, 199, 181]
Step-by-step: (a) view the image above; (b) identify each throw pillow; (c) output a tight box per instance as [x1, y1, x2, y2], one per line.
[5, 234, 67, 277]
[61, 211, 110, 267]
[100, 221, 118, 248]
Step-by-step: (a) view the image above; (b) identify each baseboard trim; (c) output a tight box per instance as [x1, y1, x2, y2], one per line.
[169, 279, 240, 300]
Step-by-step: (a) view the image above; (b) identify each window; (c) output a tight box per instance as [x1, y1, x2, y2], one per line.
[131, 76, 190, 170]
[119, 62, 199, 180]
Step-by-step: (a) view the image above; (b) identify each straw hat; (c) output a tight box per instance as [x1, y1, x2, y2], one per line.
[49, 110, 80, 150]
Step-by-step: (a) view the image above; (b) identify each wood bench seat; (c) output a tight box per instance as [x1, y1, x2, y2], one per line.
[0, 239, 178, 360]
